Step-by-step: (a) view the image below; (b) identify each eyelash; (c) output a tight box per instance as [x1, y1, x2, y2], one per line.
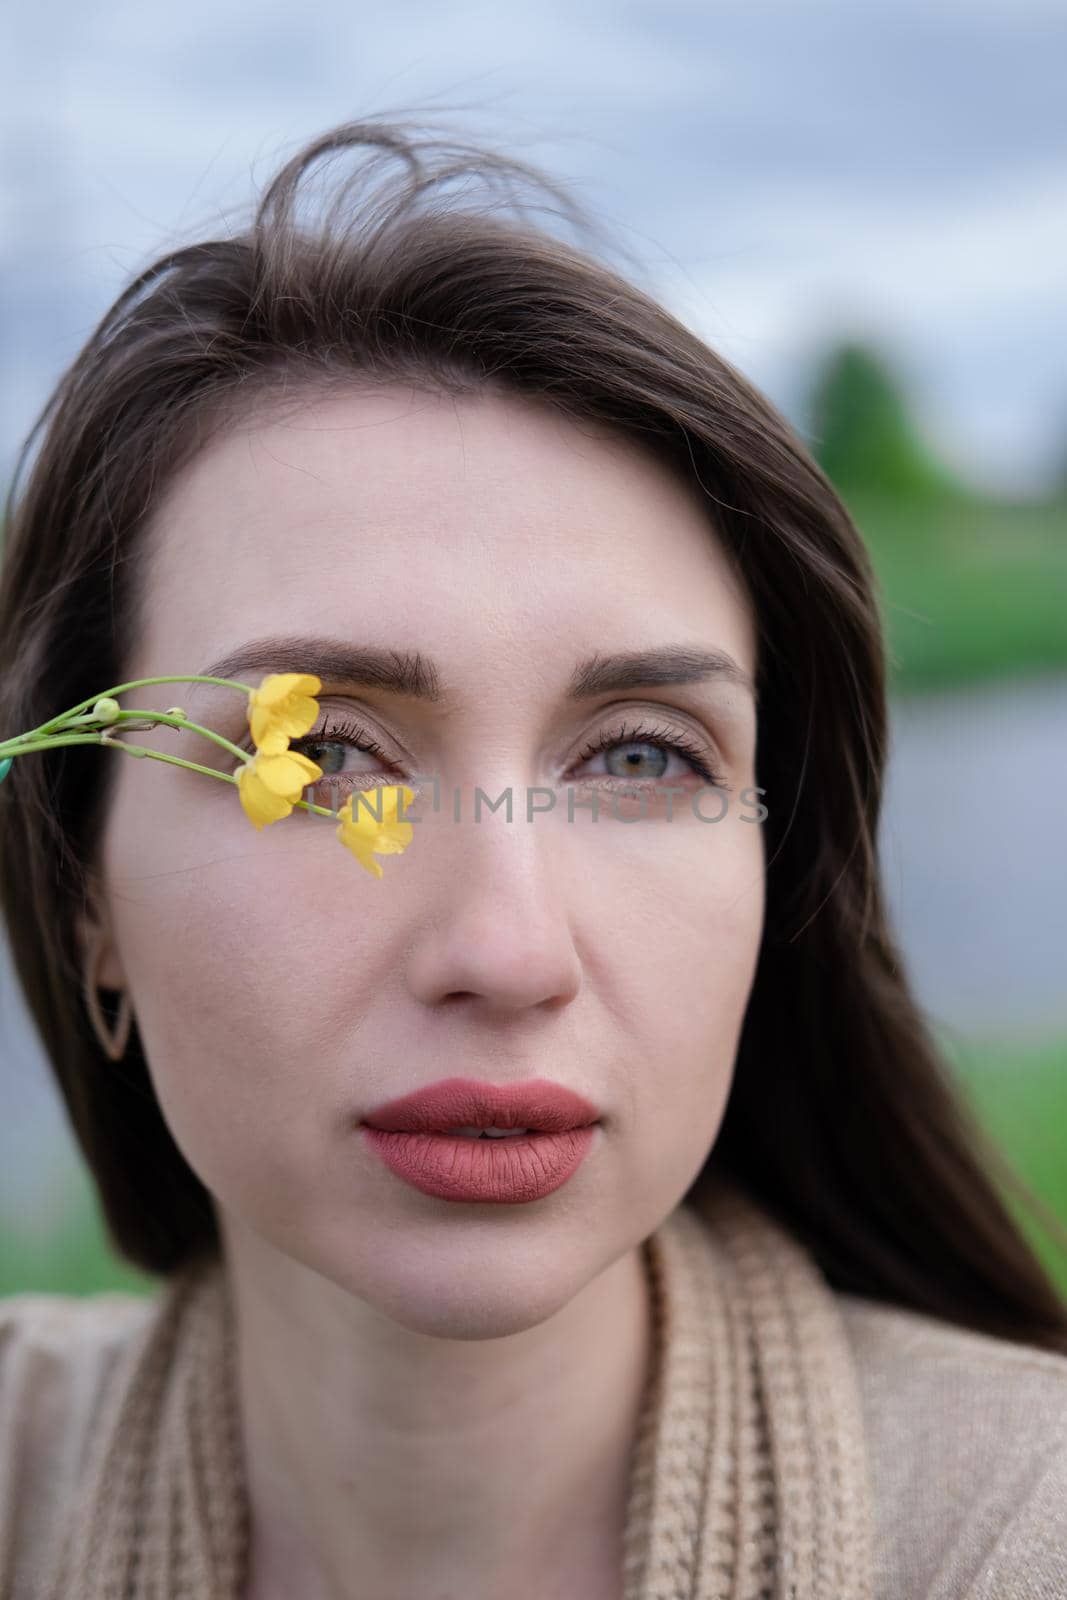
[572, 720, 728, 788]
[285, 714, 728, 789]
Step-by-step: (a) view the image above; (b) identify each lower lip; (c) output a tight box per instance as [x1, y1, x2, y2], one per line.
[359, 1125, 598, 1203]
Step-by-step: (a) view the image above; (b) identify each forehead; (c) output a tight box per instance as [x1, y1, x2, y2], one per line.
[131, 385, 756, 686]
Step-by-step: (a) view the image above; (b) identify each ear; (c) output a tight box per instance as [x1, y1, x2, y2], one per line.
[75, 905, 126, 992]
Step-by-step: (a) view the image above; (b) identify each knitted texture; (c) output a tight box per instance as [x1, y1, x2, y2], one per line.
[39, 1175, 875, 1599]
[38, 1258, 248, 1599]
[621, 1177, 874, 1599]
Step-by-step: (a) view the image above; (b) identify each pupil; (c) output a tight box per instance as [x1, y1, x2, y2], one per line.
[305, 741, 345, 775]
[607, 742, 666, 779]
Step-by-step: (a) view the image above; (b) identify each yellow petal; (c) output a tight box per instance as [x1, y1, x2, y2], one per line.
[235, 748, 323, 829]
[336, 821, 384, 878]
[341, 785, 415, 843]
[253, 748, 323, 797]
[253, 672, 322, 706]
[336, 785, 415, 875]
[236, 761, 295, 829]
[247, 673, 322, 751]
[252, 727, 292, 756]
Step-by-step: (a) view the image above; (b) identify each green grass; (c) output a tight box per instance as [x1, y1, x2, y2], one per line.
[0, 1166, 159, 1299]
[839, 489, 1067, 693]
[2, 1032, 1066, 1304]
[941, 1030, 1067, 1303]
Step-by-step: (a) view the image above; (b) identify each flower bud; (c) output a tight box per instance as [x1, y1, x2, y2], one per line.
[91, 697, 122, 725]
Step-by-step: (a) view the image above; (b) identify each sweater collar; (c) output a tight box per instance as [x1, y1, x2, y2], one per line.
[43, 1174, 874, 1599]
[622, 1175, 875, 1597]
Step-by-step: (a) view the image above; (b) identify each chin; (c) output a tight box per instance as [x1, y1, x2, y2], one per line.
[372, 1287, 570, 1343]
[327, 1246, 581, 1341]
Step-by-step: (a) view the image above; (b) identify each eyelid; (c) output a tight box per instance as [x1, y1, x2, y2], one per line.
[571, 698, 727, 757]
[244, 695, 731, 775]
[308, 701, 720, 757]
[570, 716, 727, 788]
[290, 715, 728, 800]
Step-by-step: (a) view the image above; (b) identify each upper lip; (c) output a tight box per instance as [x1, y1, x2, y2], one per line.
[360, 1075, 601, 1133]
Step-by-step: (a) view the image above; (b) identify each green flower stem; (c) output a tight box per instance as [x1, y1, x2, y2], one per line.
[93, 737, 339, 819]
[0, 711, 384, 830]
[0, 709, 252, 767]
[0, 733, 116, 754]
[106, 708, 249, 764]
[14, 674, 257, 743]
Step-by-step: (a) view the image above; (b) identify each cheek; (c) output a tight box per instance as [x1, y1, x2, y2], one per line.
[99, 765, 388, 1195]
[598, 816, 764, 1187]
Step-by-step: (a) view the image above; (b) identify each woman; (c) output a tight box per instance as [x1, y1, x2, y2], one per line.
[1, 115, 1065, 1600]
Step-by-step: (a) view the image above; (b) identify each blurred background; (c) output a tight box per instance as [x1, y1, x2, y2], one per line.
[3, 0, 1065, 1298]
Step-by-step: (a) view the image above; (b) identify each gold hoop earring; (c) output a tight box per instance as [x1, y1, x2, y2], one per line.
[82, 932, 133, 1062]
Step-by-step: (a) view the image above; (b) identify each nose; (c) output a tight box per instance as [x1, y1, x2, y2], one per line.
[405, 812, 583, 1017]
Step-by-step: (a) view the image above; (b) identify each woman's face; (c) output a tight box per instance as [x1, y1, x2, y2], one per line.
[93, 384, 764, 1335]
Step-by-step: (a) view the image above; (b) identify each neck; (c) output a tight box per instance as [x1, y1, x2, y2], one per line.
[223, 1224, 654, 1600]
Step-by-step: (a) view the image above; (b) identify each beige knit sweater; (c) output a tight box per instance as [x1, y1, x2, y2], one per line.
[2, 1175, 1066, 1598]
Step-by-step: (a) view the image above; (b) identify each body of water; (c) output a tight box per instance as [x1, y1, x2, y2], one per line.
[879, 672, 1067, 1040]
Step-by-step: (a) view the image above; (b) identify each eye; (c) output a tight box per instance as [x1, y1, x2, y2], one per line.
[235, 714, 729, 794]
[267, 715, 399, 795]
[570, 720, 728, 789]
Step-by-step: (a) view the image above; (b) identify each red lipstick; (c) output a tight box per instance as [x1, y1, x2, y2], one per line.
[359, 1075, 601, 1203]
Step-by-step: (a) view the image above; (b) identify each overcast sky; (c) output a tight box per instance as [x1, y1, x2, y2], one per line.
[5, 0, 1067, 497]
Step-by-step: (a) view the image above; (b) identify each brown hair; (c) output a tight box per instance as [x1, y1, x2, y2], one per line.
[2, 113, 1065, 1350]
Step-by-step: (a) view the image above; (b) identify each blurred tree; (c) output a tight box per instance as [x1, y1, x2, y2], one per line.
[805, 339, 963, 500]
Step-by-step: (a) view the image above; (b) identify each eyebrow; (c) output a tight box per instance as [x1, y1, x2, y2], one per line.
[198, 636, 757, 707]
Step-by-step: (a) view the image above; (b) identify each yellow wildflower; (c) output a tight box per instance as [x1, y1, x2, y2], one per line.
[236, 675, 416, 874]
[247, 673, 322, 755]
[337, 785, 415, 878]
[237, 747, 324, 830]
